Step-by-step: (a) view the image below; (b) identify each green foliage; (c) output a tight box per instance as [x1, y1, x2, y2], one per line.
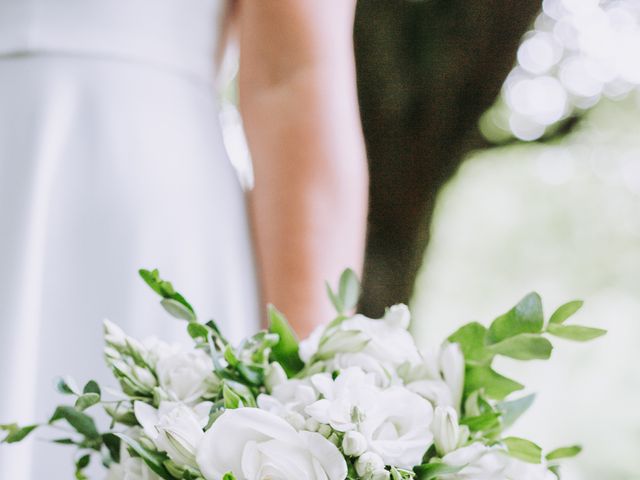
[503, 437, 543, 464]
[448, 322, 493, 365]
[546, 445, 582, 460]
[465, 366, 524, 400]
[116, 433, 173, 480]
[497, 394, 536, 430]
[50, 406, 100, 440]
[487, 293, 544, 344]
[413, 462, 464, 479]
[546, 324, 607, 341]
[139, 268, 196, 321]
[549, 300, 583, 324]
[326, 268, 361, 314]
[1, 424, 38, 443]
[487, 334, 553, 360]
[268, 305, 304, 377]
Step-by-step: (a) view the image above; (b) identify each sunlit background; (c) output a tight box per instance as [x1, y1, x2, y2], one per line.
[221, 1, 640, 478]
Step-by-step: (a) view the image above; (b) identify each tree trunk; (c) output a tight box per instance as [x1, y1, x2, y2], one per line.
[355, 0, 541, 316]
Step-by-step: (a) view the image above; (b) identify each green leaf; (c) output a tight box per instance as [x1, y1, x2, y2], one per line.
[139, 268, 195, 317]
[549, 300, 583, 324]
[487, 293, 544, 344]
[223, 384, 243, 409]
[503, 437, 542, 464]
[82, 380, 101, 396]
[488, 334, 553, 360]
[326, 282, 344, 314]
[237, 363, 264, 386]
[223, 473, 237, 480]
[75, 393, 100, 411]
[56, 377, 79, 395]
[102, 433, 121, 463]
[338, 268, 361, 312]
[413, 462, 464, 479]
[1, 424, 38, 443]
[465, 366, 524, 400]
[448, 322, 493, 366]
[460, 411, 501, 432]
[498, 394, 536, 430]
[268, 305, 304, 377]
[546, 445, 582, 460]
[76, 454, 91, 470]
[161, 298, 196, 322]
[50, 406, 100, 439]
[116, 433, 173, 480]
[187, 322, 209, 341]
[547, 324, 607, 341]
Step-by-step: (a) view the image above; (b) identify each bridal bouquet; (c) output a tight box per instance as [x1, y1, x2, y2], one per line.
[1, 269, 606, 479]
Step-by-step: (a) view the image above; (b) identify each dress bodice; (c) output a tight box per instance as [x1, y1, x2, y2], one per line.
[0, 0, 226, 81]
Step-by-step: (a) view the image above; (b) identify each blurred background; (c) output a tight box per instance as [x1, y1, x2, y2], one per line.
[221, 0, 640, 478]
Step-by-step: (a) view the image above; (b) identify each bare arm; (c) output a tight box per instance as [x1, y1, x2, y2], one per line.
[237, 0, 368, 337]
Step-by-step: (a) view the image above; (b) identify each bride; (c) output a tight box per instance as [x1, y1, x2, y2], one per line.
[0, 0, 367, 478]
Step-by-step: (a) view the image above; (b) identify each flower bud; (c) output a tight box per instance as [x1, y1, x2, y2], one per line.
[305, 417, 320, 432]
[133, 365, 157, 389]
[103, 319, 127, 347]
[431, 406, 462, 456]
[342, 431, 367, 457]
[384, 304, 410, 329]
[265, 363, 288, 392]
[355, 451, 386, 477]
[371, 469, 391, 480]
[284, 411, 306, 431]
[318, 424, 333, 438]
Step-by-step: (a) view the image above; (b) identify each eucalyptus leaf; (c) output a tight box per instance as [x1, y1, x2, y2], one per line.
[56, 377, 79, 395]
[75, 393, 100, 411]
[487, 293, 544, 344]
[49, 406, 100, 439]
[223, 384, 243, 409]
[546, 445, 582, 460]
[326, 282, 344, 314]
[498, 394, 536, 430]
[448, 322, 493, 366]
[187, 322, 209, 341]
[460, 411, 501, 432]
[549, 300, 583, 324]
[488, 334, 553, 360]
[161, 298, 196, 322]
[139, 268, 195, 317]
[465, 366, 524, 400]
[547, 324, 606, 341]
[82, 380, 101, 396]
[503, 436, 542, 464]
[1, 424, 38, 443]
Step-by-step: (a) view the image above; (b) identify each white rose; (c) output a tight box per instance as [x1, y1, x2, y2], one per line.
[196, 408, 347, 480]
[359, 386, 433, 469]
[440, 443, 555, 480]
[156, 348, 214, 403]
[257, 377, 318, 424]
[134, 401, 211, 468]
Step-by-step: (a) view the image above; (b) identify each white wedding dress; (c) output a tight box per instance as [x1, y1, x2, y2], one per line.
[0, 0, 260, 478]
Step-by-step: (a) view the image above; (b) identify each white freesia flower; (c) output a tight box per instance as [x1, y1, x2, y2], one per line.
[304, 368, 378, 432]
[406, 343, 465, 412]
[440, 443, 556, 480]
[196, 408, 347, 480]
[299, 306, 421, 386]
[156, 348, 214, 403]
[431, 406, 467, 456]
[359, 386, 434, 468]
[264, 362, 288, 392]
[134, 401, 211, 468]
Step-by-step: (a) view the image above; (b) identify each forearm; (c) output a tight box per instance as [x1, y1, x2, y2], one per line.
[241, 63, 367, 337]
